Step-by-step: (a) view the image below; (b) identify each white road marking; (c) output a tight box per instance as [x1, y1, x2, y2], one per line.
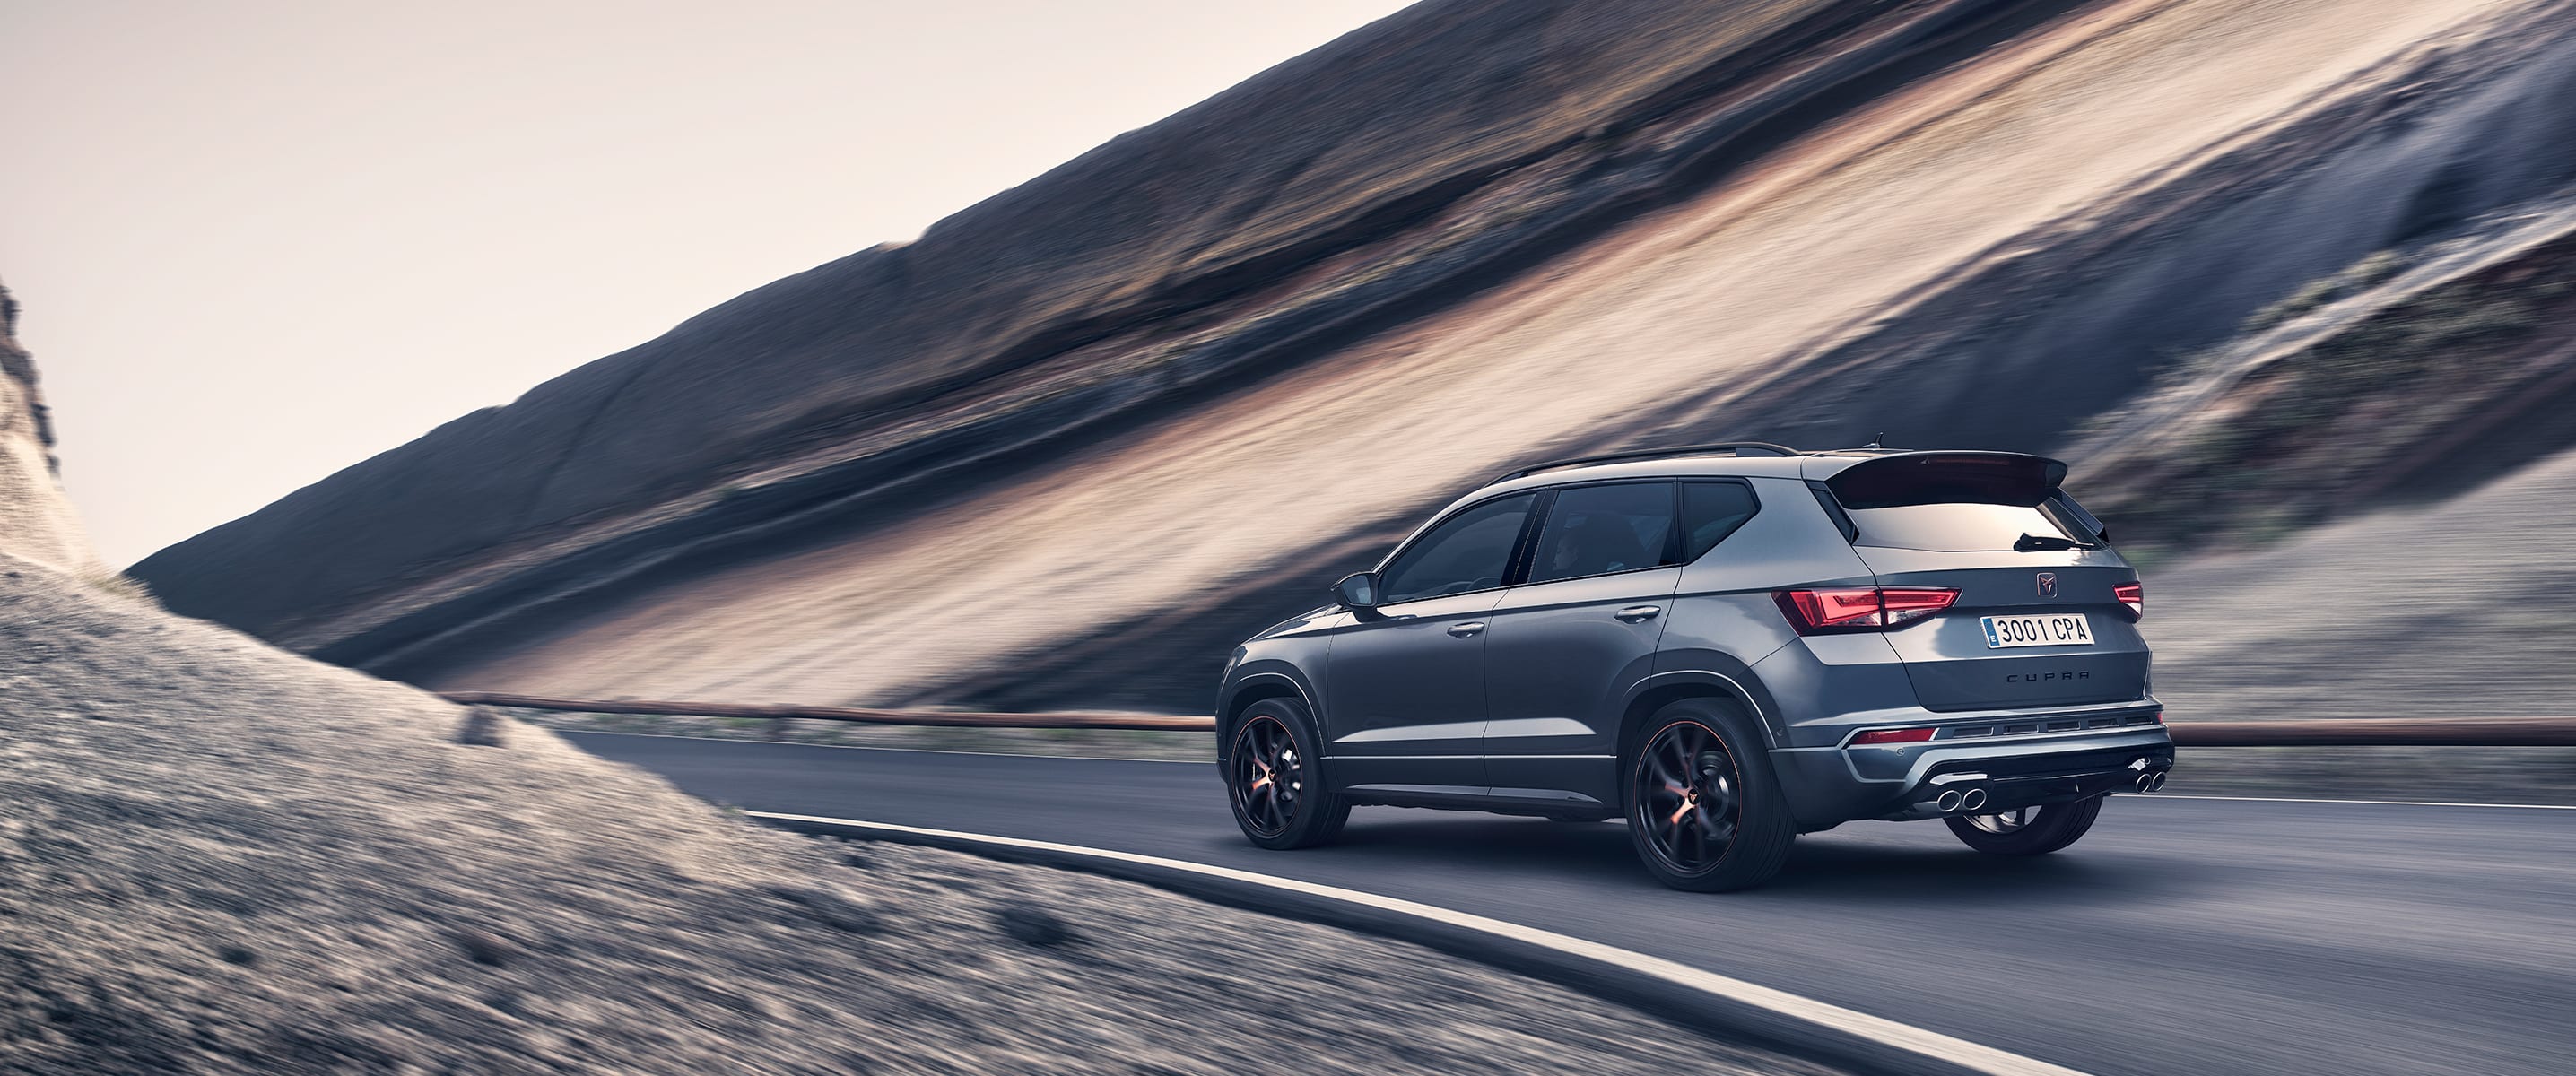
[753, 811, 2093, 1076]
[2146, 793, 2576, 811]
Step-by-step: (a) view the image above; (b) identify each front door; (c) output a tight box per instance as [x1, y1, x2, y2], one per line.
[1323, 491, 1536, 793]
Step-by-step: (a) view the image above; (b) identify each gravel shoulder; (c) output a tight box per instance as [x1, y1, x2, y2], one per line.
[0, 560, 1833, 1075]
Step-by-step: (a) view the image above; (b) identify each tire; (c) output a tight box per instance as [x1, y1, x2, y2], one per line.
[1624, 699, 1795, 891]
[1945, 796, 2103, 855]
[1224, 699, 1351, 850]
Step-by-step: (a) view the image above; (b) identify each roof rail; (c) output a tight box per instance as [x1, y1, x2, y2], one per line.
[1490, 442, 1801, 484]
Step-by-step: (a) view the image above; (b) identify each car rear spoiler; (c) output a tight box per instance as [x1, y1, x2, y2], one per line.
[1817, 451, 2069, 509]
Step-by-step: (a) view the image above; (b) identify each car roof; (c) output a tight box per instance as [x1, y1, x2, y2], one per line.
[1426, 447, 2063, 517]
[1385, 447, 2058, 568]
[1470, 448, 1895, 499]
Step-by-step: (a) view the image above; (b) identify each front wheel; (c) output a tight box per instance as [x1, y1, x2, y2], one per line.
[1945, 797, 2102, 855]
[1625, 701, 1795, 891]
[1225, 699, 1350, 850]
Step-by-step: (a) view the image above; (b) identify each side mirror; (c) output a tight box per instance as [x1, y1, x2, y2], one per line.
[1331, 571, 1380, 611]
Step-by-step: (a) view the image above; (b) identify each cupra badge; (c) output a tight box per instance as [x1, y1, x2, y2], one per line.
[2036, 571, 2058, 598]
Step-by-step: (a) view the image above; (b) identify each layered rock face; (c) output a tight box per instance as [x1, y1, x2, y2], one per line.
[0, 283, 102, 577]
[133, 0, 2576, 713]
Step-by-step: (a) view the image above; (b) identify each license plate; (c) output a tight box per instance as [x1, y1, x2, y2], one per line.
[1981, 612, 2095, 648]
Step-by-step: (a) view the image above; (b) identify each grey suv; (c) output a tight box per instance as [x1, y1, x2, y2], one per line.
[1214, 445, 2172, 890]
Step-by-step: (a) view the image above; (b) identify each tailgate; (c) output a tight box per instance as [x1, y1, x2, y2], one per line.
[1819, 452, 2150, 713]
[1856, 548, 2149, 711]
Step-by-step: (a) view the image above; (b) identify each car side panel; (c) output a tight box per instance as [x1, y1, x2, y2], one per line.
[1318, 590, 1501, 791]
[1480, 566, 1680, 809]
[1656, 477, 1881, 742]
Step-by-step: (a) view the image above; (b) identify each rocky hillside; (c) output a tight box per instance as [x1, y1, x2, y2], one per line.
[134, 0, 2576, 715]
[0, 557, 1832, 1076]
[0, 283, 102, 578]
[2149, 441, 2576, 723]
[0, 290, 1822, 1075]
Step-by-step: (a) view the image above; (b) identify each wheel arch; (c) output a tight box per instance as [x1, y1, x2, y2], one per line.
[1613, 670, 1776, 796]
[1217, 666, 1318, 761]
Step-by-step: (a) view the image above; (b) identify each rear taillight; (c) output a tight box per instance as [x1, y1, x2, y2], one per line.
[1773, 586, 1959, 634]
[2115, 581, 2145, 620]
[1879, 587, 1961, 624]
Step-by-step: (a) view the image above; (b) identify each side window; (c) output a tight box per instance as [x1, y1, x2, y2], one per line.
[1379, 493, 1536, 604]
[1681, 481, 1761, 561]
[1528, 482, 1675, 585]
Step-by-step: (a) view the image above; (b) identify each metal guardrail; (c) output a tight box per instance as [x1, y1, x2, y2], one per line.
[444, 691, 2576, 746]
[439, 691, 1216, 732]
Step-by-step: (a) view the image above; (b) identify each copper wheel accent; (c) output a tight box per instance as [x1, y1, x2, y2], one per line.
[1229, 715, 1304, 838]
[1634, 720, 1742, 873]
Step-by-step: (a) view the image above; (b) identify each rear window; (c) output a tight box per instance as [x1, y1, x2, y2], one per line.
[1824, 453, 2090, 552]
[1529, 482, 1674, 583]
[1844, 502, 2078, 551]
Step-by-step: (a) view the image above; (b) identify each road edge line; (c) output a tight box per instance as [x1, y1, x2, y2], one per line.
[2148, 793, 2576, 811]
[750, 811, 2092, 1076]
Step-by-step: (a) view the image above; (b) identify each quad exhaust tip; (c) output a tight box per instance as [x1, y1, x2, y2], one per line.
[2135, 771, 2169, 793]
[1961, 788, 1988, 811]
[1936, 789, 1963, 812]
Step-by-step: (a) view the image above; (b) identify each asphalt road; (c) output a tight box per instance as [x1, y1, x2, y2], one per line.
[567, 733, 2576, 1076]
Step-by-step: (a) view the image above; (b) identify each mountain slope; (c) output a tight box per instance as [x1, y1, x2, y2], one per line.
[0, 282, 102, 577]
[135, 0, 2576, 715]
[0, 555, 1826, 1076]
[130, 0, 1875, 642]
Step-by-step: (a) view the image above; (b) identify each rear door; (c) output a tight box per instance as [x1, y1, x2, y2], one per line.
[1823, 454, 2148, 712]
[1481, 481, 1682, 803]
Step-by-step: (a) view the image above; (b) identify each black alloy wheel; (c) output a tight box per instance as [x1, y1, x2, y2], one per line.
[1624, 702, 1794, 891]
[1230, 714, 1303, 838]
[1225, 699, 1350, 850]
[1636, 719, 1745, 872]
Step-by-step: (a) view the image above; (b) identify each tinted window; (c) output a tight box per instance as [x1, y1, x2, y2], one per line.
[1380, 494, 1535, 604]
[1679, 481, 1760, 561]
[1826, 453, 2061, 508]
[1529, 482, 1674, 584]
[1846, 502, 2080, 551]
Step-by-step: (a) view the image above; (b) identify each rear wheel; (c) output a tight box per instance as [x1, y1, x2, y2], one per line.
[1225, 699, 1350, 850]
[1945, 797, 2102, 855]
[1625, 701, 1794, 891]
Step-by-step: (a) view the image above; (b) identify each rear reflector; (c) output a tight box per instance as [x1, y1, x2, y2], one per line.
[1853, 726, 1937, 745]
[1773, 586, 1960, 633]
[2114, 581, 2145, 620]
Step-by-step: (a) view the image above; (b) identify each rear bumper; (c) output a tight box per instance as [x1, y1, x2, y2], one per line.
[1875, 741, 2174, 820]
[1770, 716, 2173, 829]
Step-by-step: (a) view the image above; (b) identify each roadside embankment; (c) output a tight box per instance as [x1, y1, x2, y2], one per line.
[0, 561, 1840, 1075]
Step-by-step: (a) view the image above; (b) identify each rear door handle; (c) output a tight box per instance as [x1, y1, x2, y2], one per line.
[1614, 605, 1662, 622]
[1447, 621, 1487, 638]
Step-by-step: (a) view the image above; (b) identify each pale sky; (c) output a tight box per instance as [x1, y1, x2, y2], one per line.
[0, 0, 1416, 567]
